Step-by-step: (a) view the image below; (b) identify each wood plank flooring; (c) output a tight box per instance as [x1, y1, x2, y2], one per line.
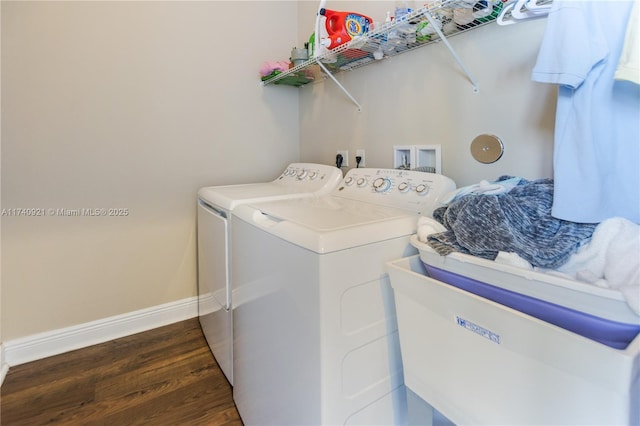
[1, 318, 243, 425]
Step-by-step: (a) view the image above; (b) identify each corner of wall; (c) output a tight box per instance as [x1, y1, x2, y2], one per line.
[0, 0, 5, 388]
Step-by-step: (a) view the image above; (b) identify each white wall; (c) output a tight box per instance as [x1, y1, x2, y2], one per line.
[0, 0, 5, 384]
[297, 1, 555, 187]
[1, 0, 557, 348]
[1, 1, 299, 341]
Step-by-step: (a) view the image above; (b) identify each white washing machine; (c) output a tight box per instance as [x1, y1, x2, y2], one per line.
[230, 168, 456, 425]
[197, 163, 342, 385]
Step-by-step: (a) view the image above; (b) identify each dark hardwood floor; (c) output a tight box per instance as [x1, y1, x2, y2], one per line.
[1, 318, 243, 425]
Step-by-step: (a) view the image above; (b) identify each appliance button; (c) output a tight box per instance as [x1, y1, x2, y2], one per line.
[415, 184, 429, 195]
[398, 182, 410, 192]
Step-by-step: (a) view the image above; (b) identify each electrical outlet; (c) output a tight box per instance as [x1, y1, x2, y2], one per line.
[337, 150, 349, 167]
[356, 149, 365, 167]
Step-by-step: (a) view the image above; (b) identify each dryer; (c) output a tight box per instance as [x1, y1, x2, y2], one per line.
[197, 163, 342, 384]
[231, 168, 456, 425]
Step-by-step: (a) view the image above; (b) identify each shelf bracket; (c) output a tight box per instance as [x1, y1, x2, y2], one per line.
[317, 61, 362, 112]
[424, 11, 480, 93]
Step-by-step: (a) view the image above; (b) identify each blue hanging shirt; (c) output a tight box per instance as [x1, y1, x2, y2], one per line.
[532, 0, 640, 224]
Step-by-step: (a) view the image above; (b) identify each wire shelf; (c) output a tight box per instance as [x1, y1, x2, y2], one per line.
[262, 0, 506, 86]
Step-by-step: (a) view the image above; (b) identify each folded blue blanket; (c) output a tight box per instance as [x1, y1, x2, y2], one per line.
[428, 177, 597, 269]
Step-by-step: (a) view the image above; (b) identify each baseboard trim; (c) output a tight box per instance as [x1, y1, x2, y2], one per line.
[1, 343, 9, 386]
[4, 296, 198, 367]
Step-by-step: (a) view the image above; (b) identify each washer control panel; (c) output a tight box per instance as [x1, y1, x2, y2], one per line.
[275, 163, 343, 190]
[337, 168, 456, 213]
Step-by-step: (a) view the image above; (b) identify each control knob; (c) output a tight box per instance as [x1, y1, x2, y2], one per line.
[373, 177, 392, 193]
[415, 184, 429, 195]
[356, 177, 368, 187]
[296, 169, 308, 180]
[398, 182, 410, 193]
[344, 176, 355, 186]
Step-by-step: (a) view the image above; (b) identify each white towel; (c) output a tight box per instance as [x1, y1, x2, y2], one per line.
[557, 217, 640, 315]
[439, 177, 522, 205]
[416, 216, 447, 243]
[495, 252, 533, 270]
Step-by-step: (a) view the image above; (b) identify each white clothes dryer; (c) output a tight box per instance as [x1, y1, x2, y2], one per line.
[197, 163, 342, 385]
[231, 168, 456, 425]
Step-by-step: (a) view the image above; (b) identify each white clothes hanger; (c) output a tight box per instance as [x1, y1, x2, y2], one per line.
[525, 0, 553, 13]
[497, 0, 551, 25]
[512, 0, 548, 19]
[497, 2, 518, 25]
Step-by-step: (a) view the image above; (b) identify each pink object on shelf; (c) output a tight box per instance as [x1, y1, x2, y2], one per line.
[259, 61, 291, 77]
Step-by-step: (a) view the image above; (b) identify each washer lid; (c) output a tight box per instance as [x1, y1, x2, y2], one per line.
[198, 163, 343, 210]
[232, 197, 418, 254]
[199, 183, 305, 211]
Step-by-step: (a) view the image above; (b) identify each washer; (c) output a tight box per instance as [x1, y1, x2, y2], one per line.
[197, 163, 342, 385]
[231, 168, 456, 425]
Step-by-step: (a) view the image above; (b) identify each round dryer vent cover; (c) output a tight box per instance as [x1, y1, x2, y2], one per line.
[470, 134, 504, 164]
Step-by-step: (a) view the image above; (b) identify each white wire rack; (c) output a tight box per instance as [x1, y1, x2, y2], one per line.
[262, 0, 509, 101]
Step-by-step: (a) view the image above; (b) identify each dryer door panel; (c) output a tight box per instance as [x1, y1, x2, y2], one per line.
[198, 202, 230, 308]
[197, 201, 232, 384]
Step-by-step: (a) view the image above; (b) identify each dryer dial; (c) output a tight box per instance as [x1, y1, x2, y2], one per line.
[296, 169, 308, 180]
